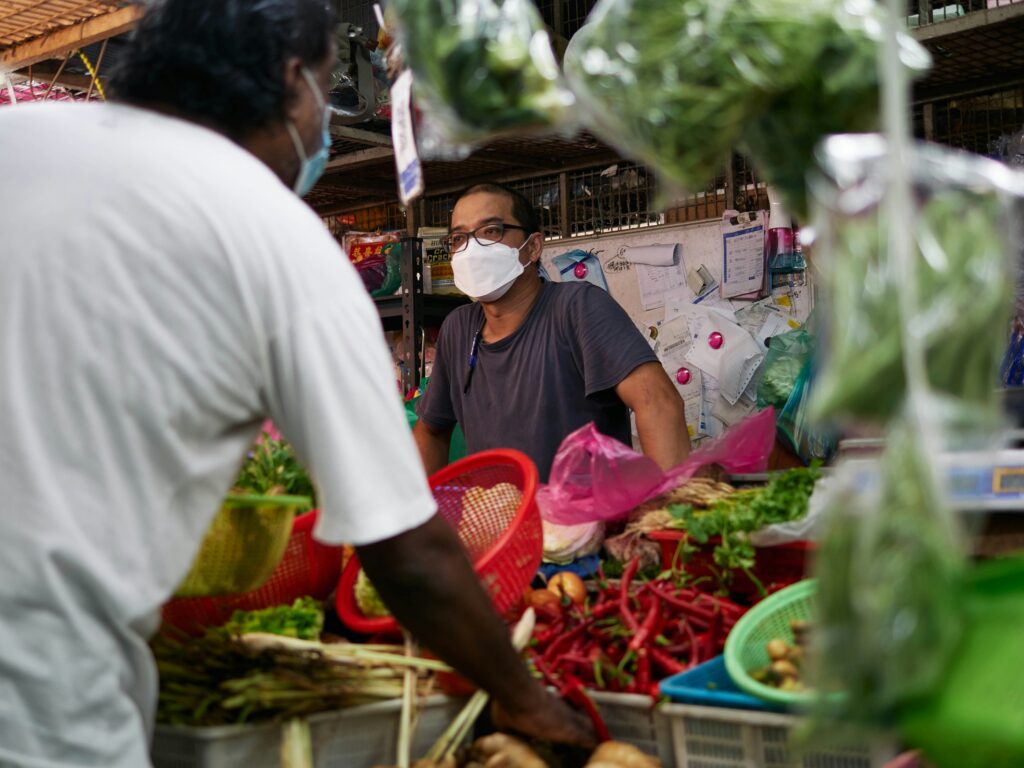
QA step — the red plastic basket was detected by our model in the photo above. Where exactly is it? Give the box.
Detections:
[337,449,542,635]
[648,530,813,599]
[161,509,347,634]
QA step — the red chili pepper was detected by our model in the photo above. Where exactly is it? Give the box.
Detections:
[628,595,662,653]
[705,608,724,659]
[619,558,641,632]
[682,620,700,667]
[534,617,565,647]
[634,649,651,693]
[560,675,612,742]
[650,647,686,676]
[542,620,594,665]
[589,601,622,620]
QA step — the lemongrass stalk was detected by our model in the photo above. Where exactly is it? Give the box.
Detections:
[280,719,313,768]
[397,632,417,768]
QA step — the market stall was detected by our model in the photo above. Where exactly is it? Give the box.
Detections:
[5,0,1024,766]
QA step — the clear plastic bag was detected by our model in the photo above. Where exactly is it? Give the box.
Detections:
[389,0,575,156]
[810,135,1023,432]
[563,0,929,219]
[807,135,1022,748]
[538,408,776,525]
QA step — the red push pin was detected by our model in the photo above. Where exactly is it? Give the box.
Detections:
[574,262,588,279]
[709,331,724,350]
[676,367,692,385]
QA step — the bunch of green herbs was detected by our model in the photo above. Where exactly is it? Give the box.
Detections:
[223,598,324,641]
[234,432,316,504]
[669,465,821,592]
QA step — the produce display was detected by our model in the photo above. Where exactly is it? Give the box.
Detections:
[564,0,929,219]
[626,467,820,592]
[750,619,810,692]
[525,559,747,697]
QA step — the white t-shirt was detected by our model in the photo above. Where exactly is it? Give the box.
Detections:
[0,103,436,767]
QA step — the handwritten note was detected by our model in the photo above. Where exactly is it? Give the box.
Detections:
[636,263,686,311]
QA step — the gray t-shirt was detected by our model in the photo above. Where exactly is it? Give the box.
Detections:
[418,281,658,481]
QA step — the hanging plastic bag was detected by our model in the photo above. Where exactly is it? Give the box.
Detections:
[756,327,814,410]
[563,0,929,218]
[389,0,575,156]
[810,135,1023,432]
[538,407,776,525]
[777,362,837,464]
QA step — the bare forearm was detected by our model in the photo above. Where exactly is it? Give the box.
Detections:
[412,420,452,476]
[635,397,691,470]
[357,515,544,715]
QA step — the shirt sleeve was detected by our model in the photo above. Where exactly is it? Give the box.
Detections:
[262,285,437,546]
[415,316,459,430]
[565,284,660,397]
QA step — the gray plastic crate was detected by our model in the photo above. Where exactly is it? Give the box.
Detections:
[589,691,674,766]
[151,694,463,768]
[661,703,888,768]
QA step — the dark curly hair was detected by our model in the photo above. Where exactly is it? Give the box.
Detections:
[109,0,335,141]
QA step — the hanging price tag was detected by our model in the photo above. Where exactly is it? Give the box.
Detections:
[390,70,423,205]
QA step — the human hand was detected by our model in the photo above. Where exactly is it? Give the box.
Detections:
[492,685,598,750]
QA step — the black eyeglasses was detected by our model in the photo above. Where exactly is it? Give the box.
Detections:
[442,222,527,254]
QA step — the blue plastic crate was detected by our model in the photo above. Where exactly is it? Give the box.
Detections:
[659,656,786,712]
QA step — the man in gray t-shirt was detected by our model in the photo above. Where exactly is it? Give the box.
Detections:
[415,184,691,481]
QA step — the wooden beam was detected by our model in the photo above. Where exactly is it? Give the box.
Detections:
[12,65,96,92]
[0,5,144,70]
[328,123,392,147]
[324,145,394,171]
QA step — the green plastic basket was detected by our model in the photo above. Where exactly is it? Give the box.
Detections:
[174,494,311,598]
[899,557,1024,768]
[724,579,816,707]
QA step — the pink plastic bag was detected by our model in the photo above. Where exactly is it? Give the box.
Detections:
[538,407,776,525]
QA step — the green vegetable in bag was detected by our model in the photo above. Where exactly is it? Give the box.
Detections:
[564,0,929,217]
[812,187,1013,426]
[811,425,964,732]
[391,0,574,149]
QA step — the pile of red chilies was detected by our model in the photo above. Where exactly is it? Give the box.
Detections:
[526,559,747,699]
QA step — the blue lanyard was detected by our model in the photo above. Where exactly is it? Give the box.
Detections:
[463,319,486,394]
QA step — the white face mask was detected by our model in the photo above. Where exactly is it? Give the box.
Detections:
[451,237,532,302]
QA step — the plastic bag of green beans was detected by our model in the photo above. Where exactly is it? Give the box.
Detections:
[809,134,1023,431]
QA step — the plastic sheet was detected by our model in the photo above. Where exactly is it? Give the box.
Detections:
[389,0,574,156]
[563,0,930,219]
[538,408,775,526]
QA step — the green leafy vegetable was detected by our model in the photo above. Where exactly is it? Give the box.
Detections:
[354,570,391,619]
[223,598,325,641]
[391,0,573,147]
[234,432,316,503]
[669,466,821,591]
[564,0,929,219]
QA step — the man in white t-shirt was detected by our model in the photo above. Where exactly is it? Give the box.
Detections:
[0,1,593,765]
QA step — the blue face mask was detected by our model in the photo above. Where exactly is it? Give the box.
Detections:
[286,67,331,197]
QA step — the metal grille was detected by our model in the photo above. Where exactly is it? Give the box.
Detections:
[423,193,457,229]
[336,0,380,40]
[323,202,406,235]
[730,154,770,214]
[924,87,1024,156]
[508,175,563,239]
[909,0,1024,27]
[559,0,596,38]
[567,162,661,237]
[662,170,729,225]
